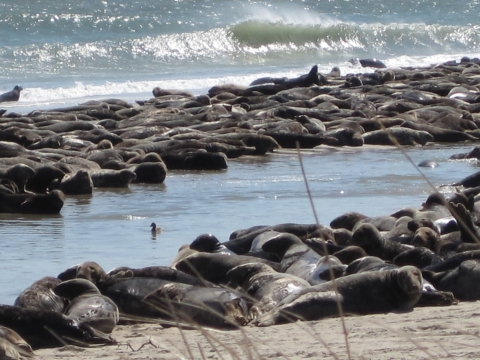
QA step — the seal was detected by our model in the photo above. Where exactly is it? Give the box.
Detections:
[244,230,288,261]
[96,276,184,320]
[332,246,368,265]
[106,265,211,287]
[189,233,236,255]
[449,146,480,160]
[422,250,480,301]
[306,255,347,285]
[353,215,397,232]
[90,169,136,188]
[362,127,434,146]
[448,202,480,243]
[174,252,282,285]
[224,223,319,255]
[417,160,438,168]
[255,265,423,326]
[14,276,65,313]
[57,261,108,285]
[0,190,65,215]
[422,258,480,300]
[54,278,119,334]
[169,244,198,268]
[261,233,322,283]
[152,87,194,98]
[249,65,324,88]
[261,234,346,285]
[143,282,248,328]
[130,161,167,184]
[393,247,442,269]
[350,223,413,261]
[0,325,34,359]
[411,227,442,252]
[330,212,368,231]
[0,164,36,193]
[0,305,115,349]
[349,58,387,68]
[24,165,65,194]
[49,169,94,195]
[0,86,23,103]
[346,256,456,307]
[226,262,311,321]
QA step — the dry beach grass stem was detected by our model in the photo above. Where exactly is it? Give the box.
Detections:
[296,143,352,360]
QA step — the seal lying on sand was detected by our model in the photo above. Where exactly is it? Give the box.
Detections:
[0,325,34,359]
[422,250,480,300]
[106,265,211,287]
[143,282,248,328]
[58,261,108,284]
[174,252,282,285]
[0,305,115,349]
[226,263,311,321]
[54,279,119,334]
[345,256,456,307]
[14,277,65,313]
[255,265,423,326]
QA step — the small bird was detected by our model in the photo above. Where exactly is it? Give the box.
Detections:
[150,222,162,235]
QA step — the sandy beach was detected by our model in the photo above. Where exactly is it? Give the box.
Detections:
[33,300,480,360]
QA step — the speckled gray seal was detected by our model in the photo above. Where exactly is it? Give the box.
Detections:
[174,252,282,285]
[0,305,115,349]
[226,262,311,321]
[54,278,119,333]
[14,276,65,313]
[143,282,248,328]
[0,324,34,359]
[256,265,423,326]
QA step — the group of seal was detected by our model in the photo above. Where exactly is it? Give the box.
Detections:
[4,57,480,353]
[1,57,480,213]
[4,180,480,352]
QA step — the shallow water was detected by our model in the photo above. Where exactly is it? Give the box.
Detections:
[1,143,478,305]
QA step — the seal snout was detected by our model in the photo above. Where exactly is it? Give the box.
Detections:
[397,265,423,295]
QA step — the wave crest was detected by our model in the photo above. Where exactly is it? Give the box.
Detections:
[229,20,480,56]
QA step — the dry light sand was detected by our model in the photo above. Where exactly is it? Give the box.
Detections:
[34,300,480,360]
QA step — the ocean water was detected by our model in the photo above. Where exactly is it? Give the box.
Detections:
[1,0,480,112]
[1,1,480,304]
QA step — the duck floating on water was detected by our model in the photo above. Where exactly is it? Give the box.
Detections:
[150,222,162,235]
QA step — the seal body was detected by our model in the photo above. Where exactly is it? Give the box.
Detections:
[0,305,115,349]
[226,263,311,320]
[0,86,23,103]
[144,283,248,328]
[256,266,423,326]
[0,325,34,359]
[54,279,119,334]
[14,277,65,313]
